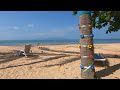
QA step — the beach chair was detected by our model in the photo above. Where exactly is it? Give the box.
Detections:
[94,53,107,66]
[19,44,33,57]
[94,53,106,61]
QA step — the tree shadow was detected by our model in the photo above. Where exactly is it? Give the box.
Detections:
[43,54,111,68]
[0,52,22,63]
[103,54,120,59]
[96,63,120,79]
[0,50,40,64]
[27,54,40,60]
[94,59,110,67]
[39,47,80,54]
[0,47,77,69]
[44,56,80,67]
[44,54,111,68]
[34,52,71,56]
[0,55,70,69]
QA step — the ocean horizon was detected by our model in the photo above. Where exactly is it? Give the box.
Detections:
[0,39,120,46]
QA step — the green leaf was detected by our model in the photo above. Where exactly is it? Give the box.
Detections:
[73,11,120,33]
[106,30,109,34]
[72,11,77,15]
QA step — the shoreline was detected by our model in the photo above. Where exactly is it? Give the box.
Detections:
[0,43,120,46]
[0,39,120,46]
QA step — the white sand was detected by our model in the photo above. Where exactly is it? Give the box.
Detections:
[0,44,120,79]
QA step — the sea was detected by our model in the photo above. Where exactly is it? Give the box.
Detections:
[0,39,120,46]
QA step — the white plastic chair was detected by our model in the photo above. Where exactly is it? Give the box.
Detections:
[19,44,33,57]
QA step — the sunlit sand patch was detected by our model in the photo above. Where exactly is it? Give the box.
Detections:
[0,44,120,79]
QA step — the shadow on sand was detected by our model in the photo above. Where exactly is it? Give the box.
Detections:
[103,54,120,59]
[96,63,120,79]
[44,56,80,67]
[0,54,70,69]
[0,52,22,63]
[39,47,80,54]
[0,48,120,79]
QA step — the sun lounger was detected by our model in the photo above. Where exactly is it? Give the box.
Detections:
[94,53,107,66]
[94,53,106,61]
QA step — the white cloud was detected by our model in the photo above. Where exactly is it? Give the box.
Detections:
[7,24,79,39]
[68,24,78,30]
[51,24,78,33]
[32,25,78,38]
[27,24,34,28]
[13,26,19,30]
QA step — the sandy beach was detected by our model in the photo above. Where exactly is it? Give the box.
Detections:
[0,43,120,79]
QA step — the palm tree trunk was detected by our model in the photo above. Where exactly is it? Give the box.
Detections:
[79,12,95,79]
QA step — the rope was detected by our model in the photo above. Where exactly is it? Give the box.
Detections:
[81,54,94,59]
[80,34,94,39]
[80,61,94,73]
[79,44,93,49]
[79,24,92,29]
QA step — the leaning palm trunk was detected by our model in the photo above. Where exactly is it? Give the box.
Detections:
[79,13,95,79]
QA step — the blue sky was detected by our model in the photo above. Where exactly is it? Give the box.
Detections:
[0,11,120,40]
